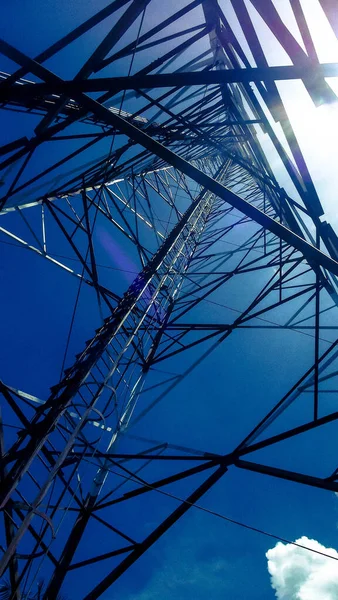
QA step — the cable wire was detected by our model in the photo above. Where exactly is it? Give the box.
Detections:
[83,456,338,562]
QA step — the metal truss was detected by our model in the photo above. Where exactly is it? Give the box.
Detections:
[1,0,338,598]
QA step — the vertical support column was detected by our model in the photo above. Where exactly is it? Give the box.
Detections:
[314,226,320,420]
[43,162,230,600]
[0,161,229,589]
[0,411,21,600]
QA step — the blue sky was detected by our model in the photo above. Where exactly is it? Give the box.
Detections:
[1,1,338,599]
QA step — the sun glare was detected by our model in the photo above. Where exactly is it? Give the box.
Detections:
[274,0,338,225]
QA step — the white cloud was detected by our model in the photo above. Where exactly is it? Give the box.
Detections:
[266,536,338,600]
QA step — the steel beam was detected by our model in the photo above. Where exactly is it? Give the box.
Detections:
[70,94,338,277]
[2,64,338,101]
[235,459,338,493]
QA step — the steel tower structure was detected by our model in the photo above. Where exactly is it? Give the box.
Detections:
[1,1,338,598]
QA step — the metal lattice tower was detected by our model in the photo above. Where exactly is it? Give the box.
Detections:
[1,1,338,598]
